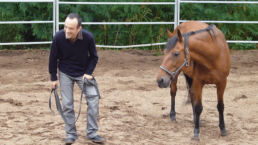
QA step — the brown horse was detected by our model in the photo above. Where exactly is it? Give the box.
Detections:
[156,21,230,141]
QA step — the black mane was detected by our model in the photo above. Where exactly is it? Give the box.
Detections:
[164,35,178,52]
[164,24,216,52]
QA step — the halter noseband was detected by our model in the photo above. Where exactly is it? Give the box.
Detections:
[160,24,215,83]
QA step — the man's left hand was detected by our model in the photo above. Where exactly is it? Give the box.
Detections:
[82,74,93,81]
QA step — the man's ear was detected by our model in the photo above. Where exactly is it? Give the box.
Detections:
[177,29,183,42]
[77,26,82,31]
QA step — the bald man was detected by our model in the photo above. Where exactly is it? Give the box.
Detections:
[49,13,105,144]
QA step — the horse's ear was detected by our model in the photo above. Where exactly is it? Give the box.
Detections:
[166,29,173,39]
[177,29,183,42]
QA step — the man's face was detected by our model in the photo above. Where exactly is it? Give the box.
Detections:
[64,17,82,40]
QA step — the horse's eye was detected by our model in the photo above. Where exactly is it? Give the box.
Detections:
[173,52,180,57]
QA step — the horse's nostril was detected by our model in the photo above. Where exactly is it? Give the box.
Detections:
[160,78,164,84]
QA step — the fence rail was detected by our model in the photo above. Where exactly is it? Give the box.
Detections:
[179,20,258,24]
[58,22,176,25]
[0,42,52,46]
[58,2,175,5]
[180,1,258,4]
[0,0,258,47]
[96,43,167,49]
[0,21,54,24]
[1,0,52,2]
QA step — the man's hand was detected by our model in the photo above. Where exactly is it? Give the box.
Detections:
[51,81,58,89]
[82,74,93,81]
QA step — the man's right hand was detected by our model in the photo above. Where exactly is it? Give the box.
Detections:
[51,81,58,89]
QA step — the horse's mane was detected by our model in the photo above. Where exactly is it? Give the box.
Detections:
[164,35,178,52]
[165,24,216,52]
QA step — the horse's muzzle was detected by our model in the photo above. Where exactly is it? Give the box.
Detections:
[156,76,170,88]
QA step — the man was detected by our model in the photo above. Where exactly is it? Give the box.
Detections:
[49,13,105,144]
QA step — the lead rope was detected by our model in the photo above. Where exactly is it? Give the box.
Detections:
[49,77,100,125]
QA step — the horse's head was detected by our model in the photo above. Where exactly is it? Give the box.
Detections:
[156,29,186,88]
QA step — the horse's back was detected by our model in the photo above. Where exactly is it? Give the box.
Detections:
[172,21,209,36]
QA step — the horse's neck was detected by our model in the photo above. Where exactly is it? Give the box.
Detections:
[188,36,218,69]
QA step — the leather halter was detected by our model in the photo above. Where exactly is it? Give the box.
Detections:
[160,24,215,83]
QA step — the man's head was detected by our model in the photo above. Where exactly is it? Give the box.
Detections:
[64,13,82,40]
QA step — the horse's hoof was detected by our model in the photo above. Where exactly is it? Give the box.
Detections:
[191,136,200,141]
[171,118,177,123]
[171,119,176,123]
[221,131,228,136]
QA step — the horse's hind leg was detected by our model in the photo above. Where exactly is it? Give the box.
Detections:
[183,73,201,125]
[216,79,228,136]
[191,79,204,141]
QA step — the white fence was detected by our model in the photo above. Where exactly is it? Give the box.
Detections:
[0,0,258,47]
[0,0,55,45]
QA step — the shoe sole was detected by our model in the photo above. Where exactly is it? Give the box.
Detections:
[86,138,106,143]
[92,140,106,143]
[65,141,74,145]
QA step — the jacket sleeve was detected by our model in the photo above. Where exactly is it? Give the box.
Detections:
[49,35,59,81]
[85,36,98,75]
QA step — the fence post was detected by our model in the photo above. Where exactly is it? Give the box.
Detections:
[53,0,55,36]
[56,0,59,33]
[174,0,178,30]
[178,0,180,27]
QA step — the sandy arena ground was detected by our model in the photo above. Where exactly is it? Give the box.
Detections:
[0,49,258,145]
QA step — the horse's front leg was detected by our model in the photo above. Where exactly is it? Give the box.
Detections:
[216,79,228,136]
[170,78,178,122]
[191,80,204,141]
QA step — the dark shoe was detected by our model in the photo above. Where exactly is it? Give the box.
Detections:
[86,135,106,143]
[65,138,75,145]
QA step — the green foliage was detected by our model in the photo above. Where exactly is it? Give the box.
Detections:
[180,0,258,50]
[0,2,53,49]
[0,0,258,50]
